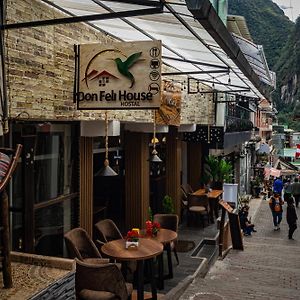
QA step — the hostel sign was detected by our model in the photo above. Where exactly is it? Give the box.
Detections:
[75,40,162,110]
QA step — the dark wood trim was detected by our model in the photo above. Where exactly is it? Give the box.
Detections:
[166,127,181,215]
[124,132,149,229]
[23,136,36,253]
[79,137,94,236]
[187,143,203,191]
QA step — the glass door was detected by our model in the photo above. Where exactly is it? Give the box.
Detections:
[10,122,79,257]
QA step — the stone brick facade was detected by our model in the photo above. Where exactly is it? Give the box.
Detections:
[5,0,214,125]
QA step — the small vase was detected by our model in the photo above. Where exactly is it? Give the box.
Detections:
[125,240,139,249]
[152,230,159,237]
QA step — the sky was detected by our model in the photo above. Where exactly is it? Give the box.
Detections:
[272,0,300,22]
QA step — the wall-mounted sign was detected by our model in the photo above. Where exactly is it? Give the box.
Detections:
[75,40,162,110]
[155,80,181,126]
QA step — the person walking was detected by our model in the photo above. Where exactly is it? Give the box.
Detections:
[269,192,284,231]
[273,176,283,195]
[286,194,298,240]
[291,178,300,208]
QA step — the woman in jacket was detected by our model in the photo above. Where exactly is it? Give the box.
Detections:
[269,192,284,231]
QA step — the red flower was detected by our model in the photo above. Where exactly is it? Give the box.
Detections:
[145,220,160,236]
[126,230,139,241]
[153,222,161,229]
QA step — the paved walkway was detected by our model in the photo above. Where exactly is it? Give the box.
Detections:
[179,197,300,300]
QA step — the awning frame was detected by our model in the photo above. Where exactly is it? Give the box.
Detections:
[0,0,164,30]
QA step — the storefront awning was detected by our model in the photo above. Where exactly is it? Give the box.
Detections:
[35,0,271,99]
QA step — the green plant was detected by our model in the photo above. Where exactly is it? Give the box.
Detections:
[203,155,233,185]
[162,195,174,214]
[219,159,233,183]
[203,155,220,183]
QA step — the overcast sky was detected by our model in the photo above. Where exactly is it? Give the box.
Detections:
[272,0,300,22]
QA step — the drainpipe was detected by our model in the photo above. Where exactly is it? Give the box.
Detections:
[0,0,8,137]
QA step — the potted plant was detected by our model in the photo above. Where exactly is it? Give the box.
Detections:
[145,220,161,237]
[204,155,233,188]
[125,229,140,249]
[162,195,175,214]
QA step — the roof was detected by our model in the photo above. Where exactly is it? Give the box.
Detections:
[231,34,275,87]
[227,15,253,42]
[14,0,274,99]
[276,156,299,171]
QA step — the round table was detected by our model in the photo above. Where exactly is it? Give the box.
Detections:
[151,228,177,244]
[102,238,163,300]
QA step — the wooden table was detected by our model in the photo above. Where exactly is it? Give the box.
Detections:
[192,189,223,222]
[146,229,178,289]
[101,238,163,300]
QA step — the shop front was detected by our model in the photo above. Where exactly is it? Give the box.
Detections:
[1,0,273,258]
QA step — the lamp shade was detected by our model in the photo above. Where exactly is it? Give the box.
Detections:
[148,149,162,163]
[95,159,118,176]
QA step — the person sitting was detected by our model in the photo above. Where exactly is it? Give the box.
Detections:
[239,206,256,236]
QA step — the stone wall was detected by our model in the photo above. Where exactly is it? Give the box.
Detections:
[5,0,214,125]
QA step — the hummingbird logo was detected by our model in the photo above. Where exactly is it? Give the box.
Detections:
[114,52,142,88]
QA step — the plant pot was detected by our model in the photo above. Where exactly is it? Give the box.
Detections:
[125,241,139,249]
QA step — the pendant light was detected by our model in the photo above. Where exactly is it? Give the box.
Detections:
[149,110,162,163]
[95,111,118,176]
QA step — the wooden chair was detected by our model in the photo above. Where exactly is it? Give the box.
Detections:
[64,228,109,265]
[75,259,133,300]
[180,187,189,222]
[94,219,123,243]
[153,214,179,265]
[0,144,23,288]
[94,219,136,278]
[181,183,194,196]
[187,194,210,227]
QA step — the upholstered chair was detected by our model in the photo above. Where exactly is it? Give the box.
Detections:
[75,259,133,300]
[153,213,179,267]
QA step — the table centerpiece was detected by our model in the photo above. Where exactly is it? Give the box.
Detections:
[145,220,161,237]
[125,229,140,249]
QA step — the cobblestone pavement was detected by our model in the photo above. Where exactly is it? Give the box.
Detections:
[179,197,300,300]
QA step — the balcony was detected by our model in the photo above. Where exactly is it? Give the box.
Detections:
[225,116,253,133]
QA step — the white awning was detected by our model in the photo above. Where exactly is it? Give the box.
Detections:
[45,0,270,98]
[232,33,275,87]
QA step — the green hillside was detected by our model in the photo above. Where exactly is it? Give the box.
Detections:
[228,0,293,69]
[228,0,300,130]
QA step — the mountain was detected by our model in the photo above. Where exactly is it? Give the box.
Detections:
[228,0,300,130]
[228,0,293,69]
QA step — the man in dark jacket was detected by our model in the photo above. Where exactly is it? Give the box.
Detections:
[291,178,300,208]
[286,194,298,240]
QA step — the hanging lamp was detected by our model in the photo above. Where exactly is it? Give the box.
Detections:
[149,110,162,163]
[95,111,118,176]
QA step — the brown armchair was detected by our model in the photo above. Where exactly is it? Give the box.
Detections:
[94,219,136,277]
[153,213,179,266]
[187,194,210,227]
[75,259,133,300]
[64,228,109,264]
[181,184,194,196]
[94,219,123,243]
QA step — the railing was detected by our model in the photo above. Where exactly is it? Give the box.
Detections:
[225,116,253,132]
